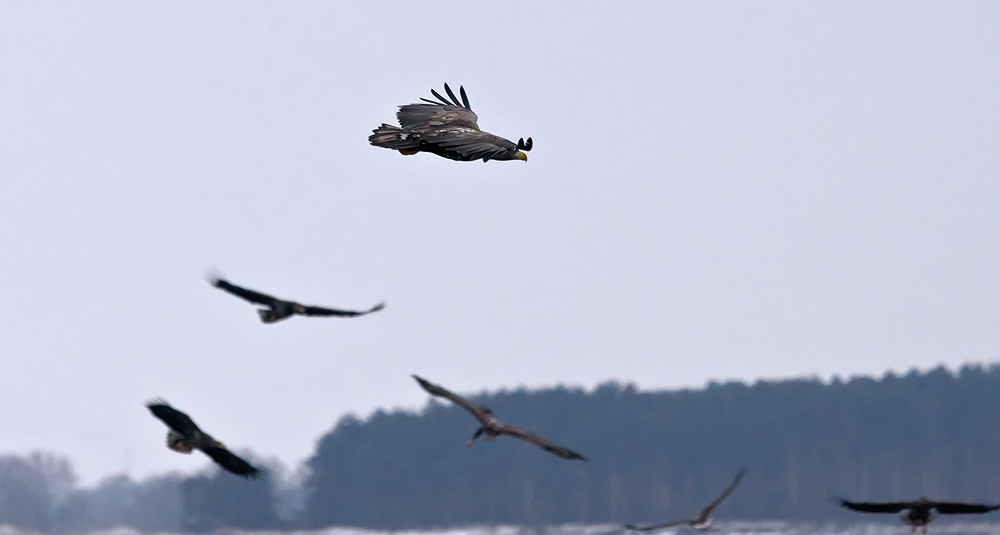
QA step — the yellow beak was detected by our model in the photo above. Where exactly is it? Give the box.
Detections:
[514,151,527,161]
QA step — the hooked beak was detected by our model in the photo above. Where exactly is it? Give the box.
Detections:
[514,151,527,162]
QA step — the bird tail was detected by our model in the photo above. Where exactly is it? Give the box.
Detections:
[369,124,421,150]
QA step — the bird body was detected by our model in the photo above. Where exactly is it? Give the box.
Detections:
[209,275,385,324]
[147,400,262,479]
[840,497,1000,533]
[626,469,746,532]
[412,374,587,461]
[371,83,532,162]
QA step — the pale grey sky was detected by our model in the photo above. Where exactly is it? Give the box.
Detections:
[2,2,999,484]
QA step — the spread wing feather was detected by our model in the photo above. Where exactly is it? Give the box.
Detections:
[840,500,913,513]
[625,520,690,531]
[698,468,746,518]
[211,277,278,306]
[412,375,493,426]
[201,446,263,479]
[933,502,1000,514]
[499,425,588,461]
[147,400,200,436]
[301,302,386,317]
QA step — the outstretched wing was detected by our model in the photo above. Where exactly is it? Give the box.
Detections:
[427,131,521,162]
[840,500,913,513]
[625,520,690,532]
[210,277,279,307]
[499,424,588,461]
[201,446,263,479]
[401,83,479,131]
[412,375,493,426]
[698,468,746,518]
[147,399,200,436]
[933,502,1000,514]
[300,301,386,317]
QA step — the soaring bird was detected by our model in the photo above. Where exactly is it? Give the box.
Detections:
[370,83,532,162]
[412,375,586,461]
[626,468,746,532]
[839,497,1000,533]
[209,275,385,324]
[147,399,262,479]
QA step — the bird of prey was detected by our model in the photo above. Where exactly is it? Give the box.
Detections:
[147,399,262,479]
[412,374,586,461]
[839,497,1000,533]
[370,83,532,162]
[626,468,746,532]
[209,275,385,324]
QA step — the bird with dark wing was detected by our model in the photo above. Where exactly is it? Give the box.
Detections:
[370,83,532,162]
[839,497,1000,533]
[146,399,262,479]
[627,468,746,532]
[412,374,586,461]
[209,274,385,324]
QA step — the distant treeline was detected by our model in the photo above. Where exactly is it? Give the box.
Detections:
[4,365,1000,532]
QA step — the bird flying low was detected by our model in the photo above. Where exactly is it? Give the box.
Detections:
[412,374,587,461]
[146,399,262,479]
[839,497,1000,533]
[626,468,746,532]
[370,83,532,162]
[209,275,385,324]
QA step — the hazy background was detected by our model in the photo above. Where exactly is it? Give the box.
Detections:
[2,2,999,485]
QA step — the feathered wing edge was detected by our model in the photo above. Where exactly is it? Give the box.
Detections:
[698,467,746,518]
[301,301,386,317]
[201,446,263,479]
[500,425,588,461]
[840,500,913,514]
[147,399,200,436]
[412,375,494,426]
[209,276,280,307]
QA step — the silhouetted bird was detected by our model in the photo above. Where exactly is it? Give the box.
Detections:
[210,275,385,324]
[627,468,745,531]
[147,399,262,479]
[412,374,586,461]
[370,83,532,162]
[839,497,1000,533]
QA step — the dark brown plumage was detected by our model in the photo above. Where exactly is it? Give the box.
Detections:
[412,374,586,461]
[626,469,745,531]
[840,497,1000,533]
[370,83,532,162]
[209,275,385,324]
[146,399,262,479]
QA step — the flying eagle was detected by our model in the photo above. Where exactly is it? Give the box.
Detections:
[839,497,1000,533]
[147,399,262,479]
[210,275,385,324]
[626,468,746,532]
[370,83,532,162]
[412,374,586,461]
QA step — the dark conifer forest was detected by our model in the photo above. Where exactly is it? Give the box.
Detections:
[3,364,1000,531]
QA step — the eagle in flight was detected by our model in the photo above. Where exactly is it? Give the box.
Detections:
[370,83,532,162]
[147,399,262,479]
[627,468,746,531]
[839,497,1000,533]
[210,275,385,324]
[412,374,586,461]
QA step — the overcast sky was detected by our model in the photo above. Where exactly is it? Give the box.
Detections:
[2,2,999,485]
